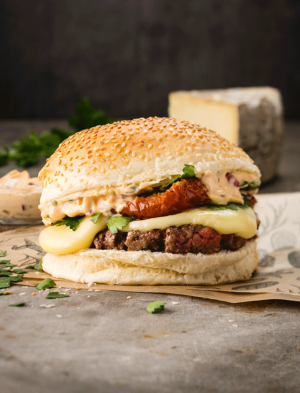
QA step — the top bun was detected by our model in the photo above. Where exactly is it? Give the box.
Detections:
[39,117,260,204]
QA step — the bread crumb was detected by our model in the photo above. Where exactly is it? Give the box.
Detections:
[95,290,102,292]
[126,296,131,299]
[172,301,180,305]
[228,320,234,322]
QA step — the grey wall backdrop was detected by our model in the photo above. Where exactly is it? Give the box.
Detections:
[0,0,299,120]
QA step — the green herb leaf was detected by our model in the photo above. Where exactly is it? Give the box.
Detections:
[163,164,196,189]
[51,201,57,206]
[9,302,25,307]
[0,291,9,295]
[35,258,43,271]
[146,301,166,314]
[6,263,16,268]
[0,146,9,167]
[46,292,70,299]
[25,265,35,269]
[0,271,13,276]
[7,275,24,282]
[107,216,133,234]
[36,278,56,290]
[13,269,27,274]
[0,260,9,264]
[69,97,113,131]
[239,181,260,191]
[51,215,85,231]
[0,251,7,257]
[208,196,251,211]
[0,280,10,289]
[90,213,102,224]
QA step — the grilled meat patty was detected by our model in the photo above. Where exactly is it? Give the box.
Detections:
[93,225,251,255]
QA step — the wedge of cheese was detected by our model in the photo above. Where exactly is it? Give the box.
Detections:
[168,87,284,183]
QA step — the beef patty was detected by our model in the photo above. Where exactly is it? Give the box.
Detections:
[93,225,251,255]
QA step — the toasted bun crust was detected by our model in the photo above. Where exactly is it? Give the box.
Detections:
[39,117,260,204]
[42,240,258,286]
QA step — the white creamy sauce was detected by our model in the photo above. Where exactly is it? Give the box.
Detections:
[0,170,42,221]
[40,170,259,225]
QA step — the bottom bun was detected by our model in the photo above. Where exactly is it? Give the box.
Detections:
[42,240,258,286]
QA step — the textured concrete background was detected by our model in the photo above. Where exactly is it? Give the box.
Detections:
[0,0,299,120]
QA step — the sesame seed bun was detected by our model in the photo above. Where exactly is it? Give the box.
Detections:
[38,117,260,204]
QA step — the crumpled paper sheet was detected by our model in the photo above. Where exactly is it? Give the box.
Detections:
[1,192,300,304]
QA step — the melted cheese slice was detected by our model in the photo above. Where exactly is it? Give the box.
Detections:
[122,207,257,239]
[39,215,108,255]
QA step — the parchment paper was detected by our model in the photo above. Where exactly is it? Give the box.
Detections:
[1,192,300,303]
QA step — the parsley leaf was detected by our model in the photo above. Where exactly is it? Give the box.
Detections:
[51,215,85,231]
[107,216,133,234]
[0,251,7,257]
[146,301,166,314]
[0,291,9,295]
[208,196,251,211]
[69,97,113,131]
[239,181,260,191]
[0,280,10,289]
[46,292,70,299]
[35,258,43,271]
[36,278,56,290]
[13,269,28,275]
[0,271,13,276]
[0,146,9,166]
[163,164,196,189]
[9,302,25,307]
[90,213,102,224]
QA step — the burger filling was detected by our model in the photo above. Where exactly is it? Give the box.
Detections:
[39,166,260,256]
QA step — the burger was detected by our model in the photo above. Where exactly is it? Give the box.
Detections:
[38,117,260,285]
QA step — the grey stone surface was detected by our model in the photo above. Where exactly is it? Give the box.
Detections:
[1,288,300,393]
[0,121,300,392]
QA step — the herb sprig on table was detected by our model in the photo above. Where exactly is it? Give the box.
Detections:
[0,98,114,168]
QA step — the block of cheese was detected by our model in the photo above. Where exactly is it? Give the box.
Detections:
[168,87,284,183]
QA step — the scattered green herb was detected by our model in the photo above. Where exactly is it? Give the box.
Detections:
[0,260,9,264]
[6,263,16,268]
[0,271,13,276]
[35,259,43,272]
[9,302,25,307]
[0,146,9,166]
[51,201,57,206]
[0,98,114,168]
[7,275,24,282]
[69,97,113,131]
[51,215,85,232]
[0,280,10,289]
[0,291,9,295]
[0,251,7,257]
[36,278,56,290]
[146,301,166,314]
[13,269,27,275]
[163,164,196,189]
[90,213,102,224]
[107,216,133,234]
[46,292,69,299]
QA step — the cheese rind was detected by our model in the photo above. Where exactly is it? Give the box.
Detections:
[168,87,284,183]
[39,215,108,255]
[122,207,257,239]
